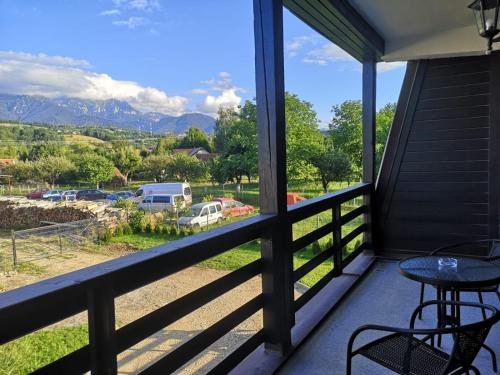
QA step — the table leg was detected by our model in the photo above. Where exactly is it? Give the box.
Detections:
[437,286,443,347]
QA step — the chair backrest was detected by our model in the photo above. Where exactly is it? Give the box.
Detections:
[488,240,500,257]
[449,304,499,369]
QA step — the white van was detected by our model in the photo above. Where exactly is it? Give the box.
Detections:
[138,194,186,213]
[178,201,223,229]
[134,183,192,204]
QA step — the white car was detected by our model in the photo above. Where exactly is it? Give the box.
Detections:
[139,194,186,213]
[62,190,77,201]
[42,190,64,199]
[178,201,223,229]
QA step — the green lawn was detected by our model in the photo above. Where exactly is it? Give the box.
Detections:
[0,325,88,374]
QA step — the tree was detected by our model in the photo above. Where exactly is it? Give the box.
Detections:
[154,135,177,155]
[376,102,396,169]
[214,107,239,153]
[77,155,114,188]
[285,93,324,182]
[35,156,76,187]
[166,153,207,182]
[311,149,352,193]
[27,143,65,161]
[139,154,172,182]
[3,160,35,183]
[208,157,230,186]
[329,100,362,180]
[110,140,141,181]
[176,127,212,151]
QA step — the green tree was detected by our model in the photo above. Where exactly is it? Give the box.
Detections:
[27,143,65,161]
[311,149,352,193]
[77,155,114,188]
[2,160,36,183]
[35,156,76,187]
[176,127,212,151]
[166,153,207,182]
[139,154,172,182]
[376,102,396,169]
[214,107,239,153]
[110,140,141,182]
[285,93,324,182]
[208,157,230,185]
[329,100,362,180]
[154,135,177,155]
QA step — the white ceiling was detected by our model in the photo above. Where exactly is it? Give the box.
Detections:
[348,0,493,61]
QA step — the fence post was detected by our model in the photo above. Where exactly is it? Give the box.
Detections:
[11,230,16,268]
[87,286,117,374]
[58,227,63,254]
[333,204,342,276]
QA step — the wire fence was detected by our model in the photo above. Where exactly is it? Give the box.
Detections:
[5,219,99,270]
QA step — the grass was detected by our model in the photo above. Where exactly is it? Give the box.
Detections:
[16,262,47,276]
[0,325,88,374]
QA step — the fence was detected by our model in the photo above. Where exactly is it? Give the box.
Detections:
[8,219,99,268]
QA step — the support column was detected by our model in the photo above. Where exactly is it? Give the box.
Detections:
[254,0,293,354]
[362,61,377,251]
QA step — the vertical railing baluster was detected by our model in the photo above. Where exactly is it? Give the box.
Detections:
[333,204,343,275]
[87,286,117,374]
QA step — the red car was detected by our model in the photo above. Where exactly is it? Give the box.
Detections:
[214,198,254,218]
[287,192,306,205]
[26,188,49,199]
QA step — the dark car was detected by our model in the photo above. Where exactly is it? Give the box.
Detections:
[76,189,108,201]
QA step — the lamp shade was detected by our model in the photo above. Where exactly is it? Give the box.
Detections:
[469,0,500,38]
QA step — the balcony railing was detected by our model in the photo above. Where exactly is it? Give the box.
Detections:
[0,183,371,374]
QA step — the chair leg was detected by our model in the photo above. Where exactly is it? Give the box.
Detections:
[419,283,425,320]
[481,342,498,373]
[477,292,487,320]
[496,290,500,302]
[346,352,352,375]
[469,365,481,375]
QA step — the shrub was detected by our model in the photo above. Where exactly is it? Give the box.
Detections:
[326,238,333,250]
[202,194,215,202]
[114,225,124,237]
[102,228,113,243]
[145,223,153,234]
[162,225,170,235]
[154,224,163,234]
[311,241,321,255]
[169,226,178,236]
[188,227,195,236]
[179,228,187,237]
[122,223,133,235]
[129,210,145,233]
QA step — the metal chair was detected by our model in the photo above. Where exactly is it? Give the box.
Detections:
[419,239,500,321]
[347,300,499,375]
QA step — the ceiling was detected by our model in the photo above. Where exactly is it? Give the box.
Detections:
[348,0,492,61]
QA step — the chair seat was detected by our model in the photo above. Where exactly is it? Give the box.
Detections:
[356,333,459,375]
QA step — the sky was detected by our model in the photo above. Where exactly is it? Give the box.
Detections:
[0,0,406,127]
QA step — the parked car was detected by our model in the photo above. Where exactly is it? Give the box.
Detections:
[26,188,49,199]
[48,190,77,202]
[287,192,306,205]
[107,191,134,201]
[178,201,223,229]
[213,197,254,218]
[134,183,192,204]
[76,189,108,201]
[139,194,185,213]
[42,190,64,199]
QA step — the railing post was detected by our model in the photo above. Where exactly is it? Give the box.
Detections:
[254,0,293,354]
[333,205,343,275]
[11,230,16,268]
[87,286,117,374]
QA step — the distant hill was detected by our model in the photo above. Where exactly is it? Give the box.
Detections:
[0,94,216,134]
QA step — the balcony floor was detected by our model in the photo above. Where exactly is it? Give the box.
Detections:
[279,259,500,375]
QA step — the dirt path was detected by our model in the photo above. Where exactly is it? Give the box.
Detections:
[0,245,301,374]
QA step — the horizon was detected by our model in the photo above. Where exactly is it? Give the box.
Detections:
[0,0,406,127]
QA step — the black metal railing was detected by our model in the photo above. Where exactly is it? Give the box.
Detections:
[0,183,371,374]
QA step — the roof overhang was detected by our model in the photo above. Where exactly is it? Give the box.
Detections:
[348,0,491,61]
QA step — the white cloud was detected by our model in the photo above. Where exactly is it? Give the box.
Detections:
[378,61,406,73]
[99,9,121,16]
[191,88,208,95]
[197,72,242,115]
[303,43,354,65]
[0,51,187,116]
[112,16,147,29]
[112,0,160,11]
[285,35,320,58]
[0,51,90,68]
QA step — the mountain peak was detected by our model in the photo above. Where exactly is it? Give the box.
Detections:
[0,94,215,134]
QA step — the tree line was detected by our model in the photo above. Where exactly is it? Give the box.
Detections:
[0,93,395,192]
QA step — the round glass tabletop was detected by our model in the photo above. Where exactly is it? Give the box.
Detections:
[398,255,500,288]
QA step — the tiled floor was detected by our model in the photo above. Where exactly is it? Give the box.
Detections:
[279,260,500,375]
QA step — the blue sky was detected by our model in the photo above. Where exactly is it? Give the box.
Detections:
[0,0,405,126]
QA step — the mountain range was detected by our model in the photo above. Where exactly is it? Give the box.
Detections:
[0,94,216,134]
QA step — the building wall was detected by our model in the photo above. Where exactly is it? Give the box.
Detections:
[376,53,500,257]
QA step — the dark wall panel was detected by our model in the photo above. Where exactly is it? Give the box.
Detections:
[376,54,500,257]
